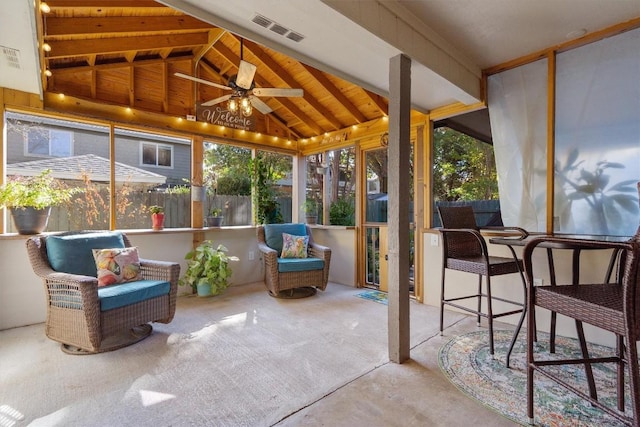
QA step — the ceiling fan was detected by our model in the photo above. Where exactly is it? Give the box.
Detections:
[175,39,303,116]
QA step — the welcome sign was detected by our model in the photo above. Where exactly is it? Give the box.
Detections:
[196,105,256,131]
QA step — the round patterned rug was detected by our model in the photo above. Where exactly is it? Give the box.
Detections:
[438,329,630,426]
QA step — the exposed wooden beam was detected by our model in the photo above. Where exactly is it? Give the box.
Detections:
[243,40,344,131]
[48,1,162,8]
[362,89,388,116]
[49,55,189,74]
[301,63,368,124]
[46,32,209,58]
[45,16,213,36]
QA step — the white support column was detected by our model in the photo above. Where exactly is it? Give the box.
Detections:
[388,53,412,363]
[293,154,306,223]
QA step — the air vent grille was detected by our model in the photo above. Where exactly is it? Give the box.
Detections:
[250,14,305,43]
[251,14,272,28]
[270,24,288,36]
[1,46,21,69]
[286,32,304,43]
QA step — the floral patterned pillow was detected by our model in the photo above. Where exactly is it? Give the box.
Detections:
[92,247,143,287]
[280,233,309,259]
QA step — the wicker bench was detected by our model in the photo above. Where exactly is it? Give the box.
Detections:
[26,231,180,354]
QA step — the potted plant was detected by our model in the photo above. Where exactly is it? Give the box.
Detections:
[0,170,78,234]
[302,199,318,224]
[179,241,239,297]
[206,207,224,227]
[149,205,165,230]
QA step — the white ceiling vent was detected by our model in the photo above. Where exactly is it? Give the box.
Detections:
[251,14,272,29]
[1,46,21,70]
[250,14,305,43]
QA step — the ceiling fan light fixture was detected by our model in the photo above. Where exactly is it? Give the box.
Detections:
[228,97,238,113]
[242,102,253,117]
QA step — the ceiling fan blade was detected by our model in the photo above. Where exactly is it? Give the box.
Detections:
[236,60,257,90]
[174,72,231,91]
[249,96,272,114]
[201,94,232,107]
[252,87,304,98]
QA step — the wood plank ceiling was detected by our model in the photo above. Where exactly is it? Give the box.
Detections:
[40,0,390,144]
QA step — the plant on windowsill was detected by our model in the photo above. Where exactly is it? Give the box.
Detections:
[207,207,224,227]
[179,241,239,297]
[302,199,318,225]
[148,205,165,230]
[0,169,79,234]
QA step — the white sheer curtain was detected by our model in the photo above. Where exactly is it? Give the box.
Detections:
[487,59,548,231]
[555,28,640,236]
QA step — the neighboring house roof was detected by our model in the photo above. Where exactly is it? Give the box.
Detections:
[7,154,167,185]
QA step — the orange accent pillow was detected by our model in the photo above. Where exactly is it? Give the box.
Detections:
[92,247,143,287]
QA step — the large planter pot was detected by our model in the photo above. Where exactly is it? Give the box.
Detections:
[206,216,223,227]
[10,206,51,235]
[196,282,212,297]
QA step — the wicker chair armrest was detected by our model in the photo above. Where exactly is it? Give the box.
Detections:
[44,272,100,310]
[479,226,529,239]
[309,243,331,259]
[257,242,278,256]
[139,259,180,281]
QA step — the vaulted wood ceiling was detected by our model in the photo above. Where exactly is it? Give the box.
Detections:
[40,0,390,143]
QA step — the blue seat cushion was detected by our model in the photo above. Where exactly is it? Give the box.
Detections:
[264,223,307,253]
[46,232,125,277]
[278,257,324,273]
[98,280,170,311]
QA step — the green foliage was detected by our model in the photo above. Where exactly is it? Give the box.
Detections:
[0,170,79,209]
[179,242,239,295]
[329,198,355,226]
[216,175,251,195]
[302,199,318,214]
[148,205,164,214]
[249,153,284,224]
[433,128,498,201]
[210,208,223,217]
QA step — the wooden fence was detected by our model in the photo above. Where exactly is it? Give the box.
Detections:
[8,192,293,232]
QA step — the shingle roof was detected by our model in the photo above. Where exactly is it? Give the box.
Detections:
[7,154,166,185]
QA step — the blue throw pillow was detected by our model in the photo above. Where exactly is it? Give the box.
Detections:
[46,232,125,277]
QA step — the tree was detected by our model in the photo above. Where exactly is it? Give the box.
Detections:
[433,127,498,201]
[203,144,251,195]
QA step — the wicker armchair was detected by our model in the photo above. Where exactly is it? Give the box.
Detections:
[26,231,180,354]
[257,224,331,297]
[437,205,528,367]
[523,188,640,426]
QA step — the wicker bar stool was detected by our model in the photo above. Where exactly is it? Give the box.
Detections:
[437,205,528,367]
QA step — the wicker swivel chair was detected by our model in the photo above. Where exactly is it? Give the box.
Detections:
[437,205,528,367]
[523,187,640,426]
[257,224,331,297]
[26,231,180,354]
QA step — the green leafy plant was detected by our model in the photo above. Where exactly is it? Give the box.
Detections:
[329,198,355,226]
[302,199,318,215]
[210,208,223,217]
[0,170,79,209]
[179,241,239,295]
[249,154,283,224]
[148,205,164,214]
